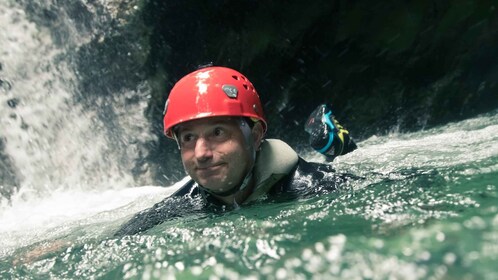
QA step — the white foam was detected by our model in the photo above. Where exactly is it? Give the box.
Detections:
[0,178,187,256]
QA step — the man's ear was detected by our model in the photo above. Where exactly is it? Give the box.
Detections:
[251,122,265,150]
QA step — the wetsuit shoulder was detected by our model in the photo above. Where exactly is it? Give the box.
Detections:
[268,157,356,199]
[114,179,202,236]
[170,179,200,197]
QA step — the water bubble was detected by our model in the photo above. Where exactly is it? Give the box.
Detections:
[174,261,184,271]
[191,266,202,276]
[417,251,431,261]
[443,252,456,265]
[373,239,384,249]
[403,247,413,256]
[285,257,302,269]
[463,216,486,230]
[302,248,313,259]
[276,268,287,279]
[154,248,162,259]
[314,242,325,253]
[436,232,445,242]
[204,256,217,266]
[123,262,132,272]
[434,265,448,279]
[328,234,346,245]
[305,255,323,273]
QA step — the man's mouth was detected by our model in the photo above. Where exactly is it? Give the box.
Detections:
[196,163,225,172]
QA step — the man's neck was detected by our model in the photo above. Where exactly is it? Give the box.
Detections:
[211,177,256,206]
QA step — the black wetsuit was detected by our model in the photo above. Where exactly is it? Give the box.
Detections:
[114,158,356,236]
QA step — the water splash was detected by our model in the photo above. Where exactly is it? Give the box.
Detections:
[0,0,154,204]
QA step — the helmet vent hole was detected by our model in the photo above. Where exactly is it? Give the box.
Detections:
[241,76,247,81]
[243,84,249,90]
[232,75,239,80]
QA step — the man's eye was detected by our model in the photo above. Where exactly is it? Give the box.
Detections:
[182,134,194,142]
[214,127,224,137]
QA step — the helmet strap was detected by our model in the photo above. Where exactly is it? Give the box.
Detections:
[236,118,257,194]
[238,118,257,162]
[172,128,181,150]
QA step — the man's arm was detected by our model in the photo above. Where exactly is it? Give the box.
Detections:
[114,180,204,236]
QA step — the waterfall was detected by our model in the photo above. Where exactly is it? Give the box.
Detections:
[0,0,155,203]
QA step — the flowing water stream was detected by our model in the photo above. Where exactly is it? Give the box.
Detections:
[1,1,498,279]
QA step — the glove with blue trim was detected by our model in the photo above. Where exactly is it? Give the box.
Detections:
[305,104,357,161]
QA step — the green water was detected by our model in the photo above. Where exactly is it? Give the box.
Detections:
[1,111,498,279]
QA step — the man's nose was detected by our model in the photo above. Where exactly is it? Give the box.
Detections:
[194,137,213,161]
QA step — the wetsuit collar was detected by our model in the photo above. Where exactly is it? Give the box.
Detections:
[245,139,299,202]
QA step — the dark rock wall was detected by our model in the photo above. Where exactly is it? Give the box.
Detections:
[142,0,498,142]
[4,0,498,188]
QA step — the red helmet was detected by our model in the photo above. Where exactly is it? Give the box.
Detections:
[163,66,267,138]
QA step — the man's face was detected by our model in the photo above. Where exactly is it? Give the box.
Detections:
[175,117,259,193]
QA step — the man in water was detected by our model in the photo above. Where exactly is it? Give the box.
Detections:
[116,66,357,236]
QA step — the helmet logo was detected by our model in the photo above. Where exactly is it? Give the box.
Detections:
[222,84,238,98]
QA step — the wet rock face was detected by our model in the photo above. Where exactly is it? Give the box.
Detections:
[0,138,19,199]
[6,98,18,108]
[0,61,13,93]
[21,0,497,139]
[0,61,17,197]
[52,0,498,183]
[141,1,498,140]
